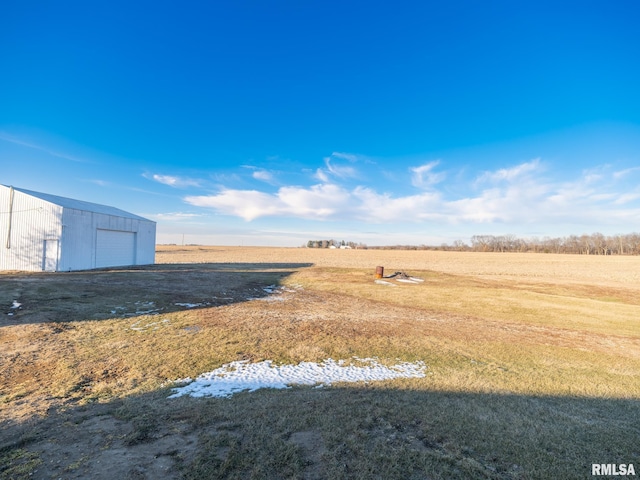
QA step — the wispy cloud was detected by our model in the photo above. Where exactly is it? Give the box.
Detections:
[145,173,201,188]
[330,152,360,163]
[410,161,445,188]
[252,170,275,183]
[0,131,93,163]
[149,212,206,222]
[314,168,330,182]
[314,152,361,182]
[476,158,541,184]
[613,192,640,205]
[613,166,640,180]
[325,159,357,179]
[88,179,110,187]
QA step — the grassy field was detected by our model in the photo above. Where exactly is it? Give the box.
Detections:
[1,246,639,479]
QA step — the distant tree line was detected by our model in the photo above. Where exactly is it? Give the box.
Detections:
[305,239,368,249]
[466,233,640,255]
[368,232,640,255]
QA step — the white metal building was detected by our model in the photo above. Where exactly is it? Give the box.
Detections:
[1,185,156,272]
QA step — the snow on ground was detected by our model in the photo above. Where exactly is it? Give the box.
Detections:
[247,284,302,302]
[7,300,22,315]
[108,284,299,318]
[111,301,163,316]
[168,357,426,398]
[374,273,425,286]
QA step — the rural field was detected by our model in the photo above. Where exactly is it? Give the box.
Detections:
[1,246,639,479]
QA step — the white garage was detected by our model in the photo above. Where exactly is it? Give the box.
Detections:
[1,185,156,272]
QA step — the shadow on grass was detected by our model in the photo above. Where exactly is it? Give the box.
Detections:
[0,262,313,325]
[1,384,639,480]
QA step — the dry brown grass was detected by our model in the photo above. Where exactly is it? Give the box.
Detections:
[1,246,639,479]
[156,245,640,288]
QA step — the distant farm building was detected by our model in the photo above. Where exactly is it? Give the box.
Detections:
[1,185,156,272]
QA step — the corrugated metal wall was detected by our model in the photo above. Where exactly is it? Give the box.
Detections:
[60,208,156,270]
[59,208,95,270]
[1,185,156,271]
[136,221,156,265]
[0,186,63,271]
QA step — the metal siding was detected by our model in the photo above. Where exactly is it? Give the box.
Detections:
[1,185,156,271]
[0,186,62,271]
[136,221,156,265]
[59,208,97,271]
[61,210,155,269]
[91,213,155,267]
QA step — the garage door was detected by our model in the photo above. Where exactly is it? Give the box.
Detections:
[95,230,136,268]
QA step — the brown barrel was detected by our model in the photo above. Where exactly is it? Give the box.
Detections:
[375,266,384,279]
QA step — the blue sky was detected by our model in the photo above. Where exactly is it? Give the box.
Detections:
[2,1,639,246]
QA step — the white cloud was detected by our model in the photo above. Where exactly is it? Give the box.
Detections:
[325,161,356,179]
[146,173,201,188]
[185,184,351,221]
[613,166,640,180]
[314,152,361,182]
[150,212,205,222]
[252,170,275,183]
[278,184,350,218]
[185,184,447,223]
[185,190,283,221]
[330,152,360,163]
[410,161,445,188]
[314,168,330,182]
[613,192,640,205]
[182,159,640,232]
[476,158,541,184]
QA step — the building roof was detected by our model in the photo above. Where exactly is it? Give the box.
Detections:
[6,185,154,222]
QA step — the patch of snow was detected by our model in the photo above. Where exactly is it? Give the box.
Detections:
[7,301,22,316]
[168,357,426,398]
[111,302,163,316]
[134,301,162,315]
[175,302,205,308]
[248,284,296,301]
[254,295,286,302]
[396,278,420,284]
[374,280,396,286]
